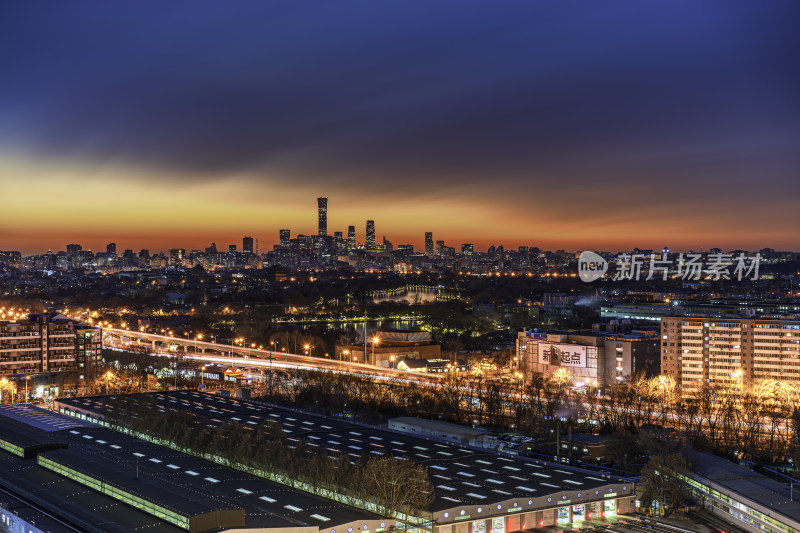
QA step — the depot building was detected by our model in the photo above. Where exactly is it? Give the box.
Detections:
[57,391,638,532]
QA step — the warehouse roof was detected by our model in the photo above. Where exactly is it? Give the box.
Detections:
[58,392,631,513]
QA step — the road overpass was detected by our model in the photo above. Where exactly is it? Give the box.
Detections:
[102,327,444,383]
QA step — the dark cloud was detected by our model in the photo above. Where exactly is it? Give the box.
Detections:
[0,0,798,198]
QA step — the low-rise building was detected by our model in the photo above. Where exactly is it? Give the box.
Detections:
[516,329,660,388]
[389,417,493,448]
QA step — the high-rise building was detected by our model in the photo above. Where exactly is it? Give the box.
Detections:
[425,232,433,257]
[0,313,101,379]
[347,226,356,249]
[242,236,254,254]
[436,240,445,255]
[279,229,290,246]
[662,317,800,396]
[106,242,117,258]
[317,197,328,237]
[461,243,474,255]
[66,244,82,255]
[366,220,375,251]
[168,248,185,266]
[334,231,343,240]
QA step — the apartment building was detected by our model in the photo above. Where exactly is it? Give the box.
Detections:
[0,313,101,378]
[661,316,800,394]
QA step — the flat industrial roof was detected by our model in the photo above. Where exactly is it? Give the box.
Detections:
[1,405,389,532]
[0,449,184,533]
[59,392,630,513]
[689,451,800,523]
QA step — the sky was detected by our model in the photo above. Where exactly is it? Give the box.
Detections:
[1,1,798,254]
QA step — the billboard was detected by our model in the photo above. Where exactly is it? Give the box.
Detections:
[538,343,587,368]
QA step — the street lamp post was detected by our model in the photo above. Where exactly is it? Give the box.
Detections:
[25,376,30,403]
[200,365,205,390]
[371,336,380,366]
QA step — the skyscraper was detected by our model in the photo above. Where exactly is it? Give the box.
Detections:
[279,229,290,246]
[424,232,433,256]
[461,243,474,255]
[347,226,356,249]
[366,220,375,251]
[243,236,254,254]
[106,242,116,257]
[318,197,328,237]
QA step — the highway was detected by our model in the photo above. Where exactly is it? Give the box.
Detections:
[102,327,446,384]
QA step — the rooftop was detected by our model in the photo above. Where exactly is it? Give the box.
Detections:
[58,391,633,514]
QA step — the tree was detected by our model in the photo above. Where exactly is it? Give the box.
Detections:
[360,456,434,517]
[638,453,691,517]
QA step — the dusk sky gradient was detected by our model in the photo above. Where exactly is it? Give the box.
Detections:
[1,1,798,254]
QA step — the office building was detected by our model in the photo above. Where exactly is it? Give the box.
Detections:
[461,244,474,256]
[366,220,375,251]
[279,229,290,246]
[106,242,116,258]
[661,317,800,395]
[347,225,356,249]
[318,197,328,236]
[425,232,434,256]
[517,330,660,388]
[168,248,185,266]
[0,313,101,379]
[242,236,254,254]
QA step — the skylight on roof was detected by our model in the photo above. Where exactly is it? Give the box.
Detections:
[466,492,487,499]
[205,477,220,483]
[259,496,277,503]
[516,485,537,492]
[285,505,302,512]
[185,470,199,476]
[438,485,457,491]
[236,488,253,495]
[311,514,331,522]
[457,471,475,477]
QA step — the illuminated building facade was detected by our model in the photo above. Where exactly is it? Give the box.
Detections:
[317,197,328,236]
[661,316,800,395]
[366,220,376,251]
[425,232,434,256]
[517,330,659,388]
[0,314,101,378]
[242,236,254,254]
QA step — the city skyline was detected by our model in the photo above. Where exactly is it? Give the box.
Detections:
[1,2,799,253]
[3,193,797,257]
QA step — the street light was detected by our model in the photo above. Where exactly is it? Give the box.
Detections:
[390,354,396,369]
[200,365,206,389]
[371,336,380,365]
[25,375,30,403]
